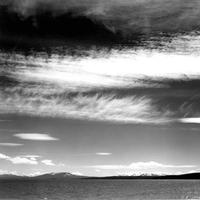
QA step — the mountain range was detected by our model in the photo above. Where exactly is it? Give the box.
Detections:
[1,172,200,180]
[0,172,86,179]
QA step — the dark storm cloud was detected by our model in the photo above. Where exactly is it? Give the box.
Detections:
[1,0,200,34]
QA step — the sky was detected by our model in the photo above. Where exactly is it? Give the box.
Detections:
[2,0,200,34]
[1,0,200,177]
[1,44,200,177]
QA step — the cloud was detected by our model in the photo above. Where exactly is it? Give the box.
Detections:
[14,133,59,141]
[188,170,199,174]
[3,0,200,34]
[116,171,184,176]
[20,155,42,158]
[0,170,8,175]
[179,118,200,124]
[72,172,83,176]
[10,157,37,165]
[89,161,196,170]
[27,171,44,177]
[2,50,200,124]
[96,153,112,156]
[20,155,42,161]
[58,163,65,167]
[0,170,18,175]
[41,160,65,166]
[129,161,174,169]
[41,159,55,166]
[0,143,24,146]
[0,153,38,165]
[1,89,173,124]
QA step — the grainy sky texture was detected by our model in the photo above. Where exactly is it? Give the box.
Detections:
[2,0,200,34]
[1,0,200,177]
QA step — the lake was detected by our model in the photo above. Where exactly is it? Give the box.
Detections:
[0,179,200,199]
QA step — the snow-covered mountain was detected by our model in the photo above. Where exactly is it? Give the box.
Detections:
[0,172,86,179]
[33,172,86,179]
[2,172,200,179]
[119,172,168,177]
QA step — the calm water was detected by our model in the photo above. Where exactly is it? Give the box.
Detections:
[0,179,200,199]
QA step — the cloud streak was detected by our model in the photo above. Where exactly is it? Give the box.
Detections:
[0,143,24,146]
[14,133,59,141]
[96,153,112,156]
[20,155,42,158]
[179,118,200,124]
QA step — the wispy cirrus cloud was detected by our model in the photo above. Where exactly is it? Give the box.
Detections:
[1,51,200,124]
[14,133,59,141]
[0,91,173,124]
[88,161,196,170]
[0,143,24,146]
[0,153,38,165]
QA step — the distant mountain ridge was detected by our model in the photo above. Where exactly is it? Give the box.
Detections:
[118,172,168,177]
[0,174,23,179]
[91,172,200,180]
[0,172,86,179]
[35,172,86,179]
[1,172,200,180]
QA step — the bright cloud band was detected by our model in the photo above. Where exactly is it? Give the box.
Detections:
[14,133,59,141]
[1,49,200,124]
[89,161,196,170]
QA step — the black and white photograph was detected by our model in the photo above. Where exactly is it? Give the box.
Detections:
[1,0,200,199]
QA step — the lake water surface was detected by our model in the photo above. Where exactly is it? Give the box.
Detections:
[0,179,200,199]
